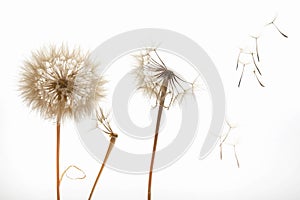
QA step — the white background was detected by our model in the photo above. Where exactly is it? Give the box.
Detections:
[1,0,299,199]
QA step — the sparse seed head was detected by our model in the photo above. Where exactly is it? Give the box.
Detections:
[132,48,195,106]
[19,45,106,121]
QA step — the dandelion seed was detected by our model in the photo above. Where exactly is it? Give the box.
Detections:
[236,48,243,71]
[219,120,240,168]
[250,52,262,75]
[133,48,195,200]
[19,45,105,200]
[219,119,235,160]
[233,145,240,168]
[237,50,264,87]
[88,107,118,200]
[251,35,260,62]
[237,61,251,87]
[266,15,288,38]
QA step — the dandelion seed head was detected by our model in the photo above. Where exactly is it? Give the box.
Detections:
[19,45,105,121]
[132,48,195,106]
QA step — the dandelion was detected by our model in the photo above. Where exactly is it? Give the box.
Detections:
[19,45,105,200]
[133,48,195,200]
[88,108,118,200]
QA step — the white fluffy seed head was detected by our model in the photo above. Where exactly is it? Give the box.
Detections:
[19,45,105,122]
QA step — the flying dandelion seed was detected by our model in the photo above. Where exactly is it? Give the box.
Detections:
[236,14,287,88]
[88,108,118,200]
[253,70,265,87]
[251,35,260,62]
[236,50,264,88]
[250,52,262,75]
[236,48,243,71]
[266,15,288,38]
[237,61,251,87]
[19,45,105,200]
[219,120,240,168]
[133,48,195,200]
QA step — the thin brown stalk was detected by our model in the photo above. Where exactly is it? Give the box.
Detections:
[88,134,117,200]
[148,82,168,200]
[56,119,61,200]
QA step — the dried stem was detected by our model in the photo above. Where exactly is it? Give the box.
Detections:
[88,135,117,200]
[60,165,86,183]
[56,119,61,200]
[88,108,118,200]
[148,82,168,200]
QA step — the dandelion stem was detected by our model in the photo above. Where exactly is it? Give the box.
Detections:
[56,120,61,200]
[148,82,168,200]
[88,136,117,200]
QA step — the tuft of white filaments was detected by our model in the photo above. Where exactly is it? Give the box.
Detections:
[19,45,105,121]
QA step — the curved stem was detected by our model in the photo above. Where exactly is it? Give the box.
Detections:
[60,165,86,183]
[56,120,61,200]
[88,136,117,200]
[148,83,167,200]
